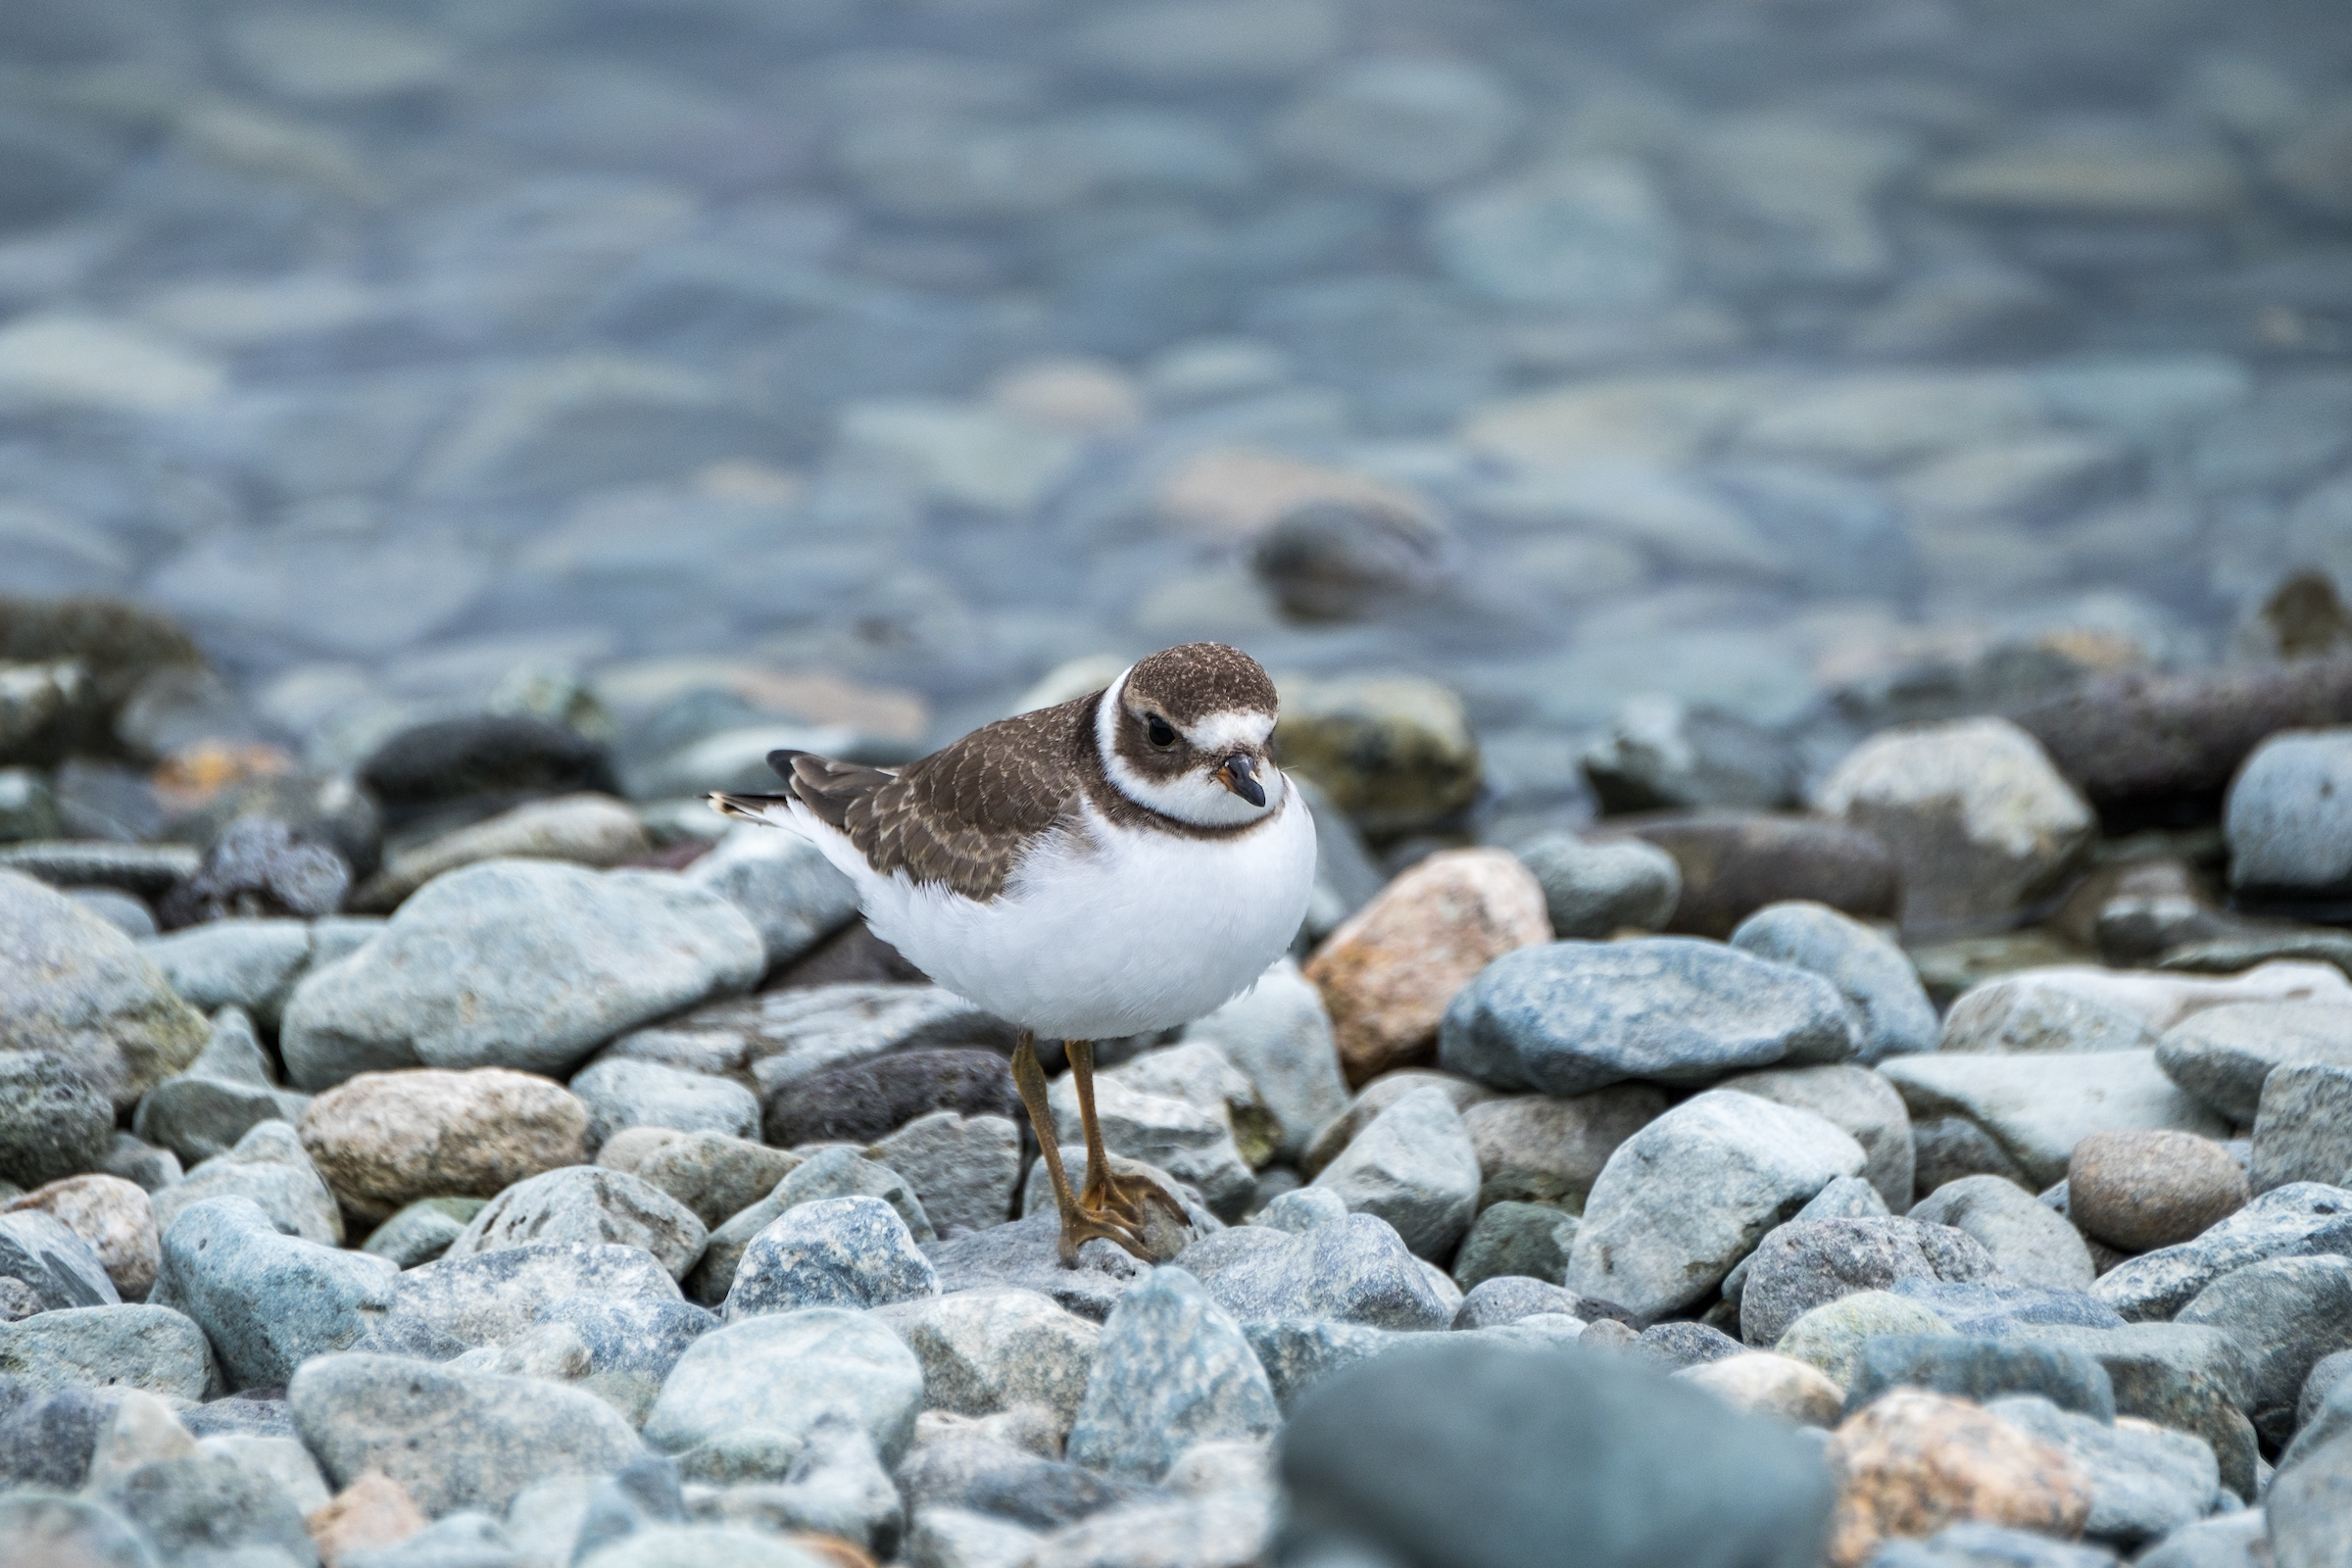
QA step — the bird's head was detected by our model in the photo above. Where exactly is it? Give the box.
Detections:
[1095,642,1283,826]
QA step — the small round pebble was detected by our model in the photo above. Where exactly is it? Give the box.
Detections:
[2067,1130,2249,1254]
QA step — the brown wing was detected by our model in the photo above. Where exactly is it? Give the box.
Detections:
[769,698,1090,902]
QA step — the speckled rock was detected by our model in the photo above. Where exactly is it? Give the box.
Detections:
[2176,1256,2352,1438]
[1938,975,2158,1055]
[1303,849,1550,1087]
[1064,1267,1279,1482]
[616,1129,800,1231]
[1306,1085,1480,1259]
[1910,1176,2096,1292]
[2091,1182,2352,1321]
[874,1287,1100,1427]
[873,1112,1021,1236]
[1449,1201,1580,1290]
[1513,832,1682,940]
[1568,1090,1867,1319]
[1177,1211,1452,1330]
[644,1306,925,1465]
[1679,1351,1847,1428]
[2155,1001,2352,1123]
[280,861,764,1088]
[0,1208,120,1310]
[0,1302,214,1400]
[1986,1396,2218,1549]
[568,1057,761,1150]
[1879,1052,2228,1191]
[2224,728,2352,901]
[763,1048,1018,1149]
[1183,959,1351,1166]
[351,793,651,912]
[2069,1131,2248,1253]
[1614,813,1901,941]
[299,1068,592,1224]
[390,1242,686,1351]
[1730,902,1937,1065]
[2,1175,158,1300]
[131,1005,309,1166]
[152,1118,344,1247]
[292,1352,643,1518]
[1741,1217,2000,1348]
[1440,938,1859,1096]
[446,1165,709,1282]
[1815,717,2094,939]
[0,869,208,1118]
[360,1197,483,1268]
[724,1196,938,1317]
[1823,1390,2094,1568]
[150,1196,395,1390]
[2253,1062,2352,1194]
[1776,1291,1956,1388]
[681,819,861,968]
[1717,1065,1915,1215]
[1847,1337,2117,1424]
[1459,1086,1664,1210]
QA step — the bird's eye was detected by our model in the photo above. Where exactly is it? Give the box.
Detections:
[1146,715,1177,748]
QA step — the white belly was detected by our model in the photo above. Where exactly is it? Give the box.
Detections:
[797,785,1318,1041]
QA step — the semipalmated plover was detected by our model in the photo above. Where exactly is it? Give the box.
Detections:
[713,641,1317,1263]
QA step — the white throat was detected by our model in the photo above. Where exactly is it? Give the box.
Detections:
[1094,665,1282,828]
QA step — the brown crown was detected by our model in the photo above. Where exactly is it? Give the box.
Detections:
[1121,642,1278,726]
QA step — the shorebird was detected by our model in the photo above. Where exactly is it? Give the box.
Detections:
[712,642,1318,1263]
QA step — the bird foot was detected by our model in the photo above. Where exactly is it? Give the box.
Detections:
[1056,1168,1192,1267]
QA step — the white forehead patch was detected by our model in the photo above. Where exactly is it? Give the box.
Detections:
[1183,710,1275,755]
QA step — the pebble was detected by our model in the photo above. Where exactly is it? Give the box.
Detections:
[1879,1051,2229,1191]
[137,918,315,1028]
[0,1495,159,1568]
[569,1057,761,1150]
[1776,1292,1957,1388]
[1849,1337,2117,1423]
[1603,811,1901,940]
[1064,1268,1279,1481]
[280,861,763,1087]
[100,1446,319,1567]
[1302,848,1550,1086]
[1678,1350,1847,1428]
[613,1129,801,1231]
[309,1473,430,1565]
[1459,1086,1664,1210]
[1305,1085,1480,1259]
[0,869,209,1118]
[644,1306,925,1465]
[873,1112,1022,1236]
[389,1242,686,1351]
[1823,1389,2094,1568]
[1273,676,1483,835]
[1300,1069,1497,1177]
[785,1147,938,1242]
[1279,1338,1836,1568]
[447,1166,710,1283]
[2223,729,2352,901]
[724,1196,938,1316]
[1182,959,1350,1166]
[1740,1217,2000,1348]
[133,1005,310,1166]
[299,1067,591,1222]
[1938,977,2158,1055]
[1984,1396,2219,1549]
[1581,697,1799,814]
[1719,1065,1916,1214]
[2268,1431,2352,1568]
[2253,1062,2352,1193]
[875,1287,1100,1427]
[1729,903,1938,1065]
[2155,1001,2352,1122]
[764,1048,1019,1149]
[1179,1211,1452,1330]
[0,1384,126,1490]
[1512,832,1682,940]
[1569,1089,1866,1319]
[1911,1176,2096,1292]
[351,793,651,912]
[2013,1324,2258,1500]
[680,822,861,969]
[150,1196,396,1390]
[1442,937,1858,1096]
[538,1294,714,1427]
[2068,1131,2249,1253]
[0,1302,214,1400]
[358,714,617,818]
[1450,1202,1580,1290]
[153,1117,345,1247]
[292,1351,643,1519]
[2175,1256,2352,1440]
[2,1174,159,1300]
[0,1048,119,1195]
[0,1206,121,1311]
[156,816,350,927]
[361,1197,483,1268]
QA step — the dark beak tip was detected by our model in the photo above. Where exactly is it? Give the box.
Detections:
[1222,754,1267,808]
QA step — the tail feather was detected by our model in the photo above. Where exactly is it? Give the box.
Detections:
[709,791,799,826]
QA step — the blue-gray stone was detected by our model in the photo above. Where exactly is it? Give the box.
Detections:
[566,1057,760,1150]
[292,1352,644,1518]
[132,1006,310,1166]
[98,1447,320,1567]
[1910,1175,2096,1292]
[0,1494,158,1568]
[1175,1213,1451,1331]
[1450,1200,1579,1291]
[532,1294,714,1427]
[1887,1279,2124,1336]
[1452,1276,1588,1332]
[0,1304,216,1401]
[0,1209,120,1310]
[2271,1419,2352,1568]
[392,1243,687,1350]
[2177,1256,2352,1440]
[151,1197,397,1390]
[1730,901,1938,1064]
[1740,1216,1999,1348]
[360,1198,486,1269]
[1848,1336,2117,1422]
[0,1384,124,1490]
[2225,729,2352,899]
[1244,1319,1407,1413]
[1864,1521,2118,1567]
[644,1307,924,1465]
[2013,1324,2258,1501]
[723,1196,938,1318]
[1987,1396,2219,1549]
[1277,1340,1833,1568]
[151,1118,343,1247]
[1065,1267,1280,1481]
[1441,938,1858,1097]
[2092,1183,2352,1321]
[895,1436,1167,1531]
[2131,1513,2268,1568]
